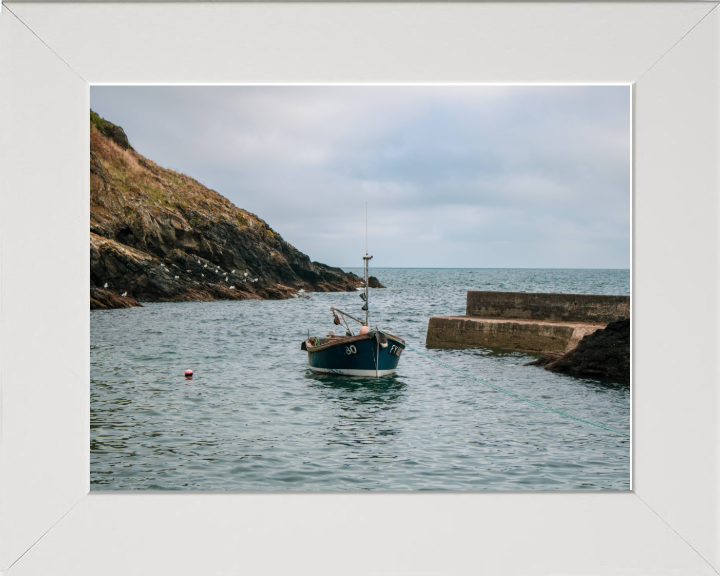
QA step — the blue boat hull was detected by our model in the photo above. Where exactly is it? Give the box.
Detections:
[303,332,405,377]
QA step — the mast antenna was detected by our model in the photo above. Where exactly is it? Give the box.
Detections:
[362,203,372,326]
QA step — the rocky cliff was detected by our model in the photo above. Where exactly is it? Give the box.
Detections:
[90,111,362,309]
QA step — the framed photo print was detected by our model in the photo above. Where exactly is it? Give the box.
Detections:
[1,2,718,574]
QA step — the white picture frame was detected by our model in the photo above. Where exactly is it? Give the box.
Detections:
[1,2,718,574]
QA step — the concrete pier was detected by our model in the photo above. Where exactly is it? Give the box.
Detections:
[426,292,630,353]
[466,291,630,323]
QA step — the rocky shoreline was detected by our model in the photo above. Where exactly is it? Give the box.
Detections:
[90,286,143,310]
[526,318,630,383]
[90,112,362,309]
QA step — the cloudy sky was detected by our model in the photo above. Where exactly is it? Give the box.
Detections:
[91,85,630,269]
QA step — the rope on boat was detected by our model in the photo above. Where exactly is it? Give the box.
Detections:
[380,331,630,438]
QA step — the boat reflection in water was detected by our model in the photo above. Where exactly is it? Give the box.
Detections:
[305,372,407,448]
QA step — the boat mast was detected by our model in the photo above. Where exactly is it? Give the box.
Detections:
[363,203,372,327]
[363,252,372,326]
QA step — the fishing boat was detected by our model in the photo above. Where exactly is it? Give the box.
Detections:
[301,252,405,377]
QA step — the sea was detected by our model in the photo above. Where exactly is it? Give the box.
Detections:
[91,268,630,491]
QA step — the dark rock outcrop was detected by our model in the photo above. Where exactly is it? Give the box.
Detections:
[367,276,385,288]
[526,318,630,383]
[525,351,564,367]
[91,286,143,310]
[90,111,361,309]
[91,110,134,151]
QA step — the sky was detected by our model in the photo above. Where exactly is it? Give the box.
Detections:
[91,85,630,269]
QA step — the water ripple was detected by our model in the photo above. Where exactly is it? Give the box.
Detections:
[91,268,630,490]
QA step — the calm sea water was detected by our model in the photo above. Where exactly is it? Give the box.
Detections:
[91,269,630,491]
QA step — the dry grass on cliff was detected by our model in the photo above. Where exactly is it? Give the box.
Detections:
[91,122,276,239]
[92,129,143,176]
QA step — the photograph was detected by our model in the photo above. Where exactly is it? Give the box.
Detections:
[90,85,631,491]
[5,1,720,572]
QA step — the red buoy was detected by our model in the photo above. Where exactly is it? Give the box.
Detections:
[185,369,193,378]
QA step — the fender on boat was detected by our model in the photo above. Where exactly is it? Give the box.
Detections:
[374,331,388,348]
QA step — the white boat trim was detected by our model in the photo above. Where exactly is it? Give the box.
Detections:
[309,367,396,377]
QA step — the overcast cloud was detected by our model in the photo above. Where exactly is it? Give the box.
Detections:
[91,86,630,269]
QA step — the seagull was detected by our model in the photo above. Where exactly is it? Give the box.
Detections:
[175,276,179,279]
[202,274,204,277]
[231,270,235,273]
[298,289,304,293]
[121,292,127,297]
[225,277,228,282]
[223,272,226,276]
[104,283,108,288]
[244,273,248,277]
[161,263,165,267]
[229,286,235,290]
[198,260,201,264]
[254,278,258,282]
[204,264,207,268]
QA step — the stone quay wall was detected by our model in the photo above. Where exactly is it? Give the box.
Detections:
[466,291,630,324]
[426,292,630,353]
